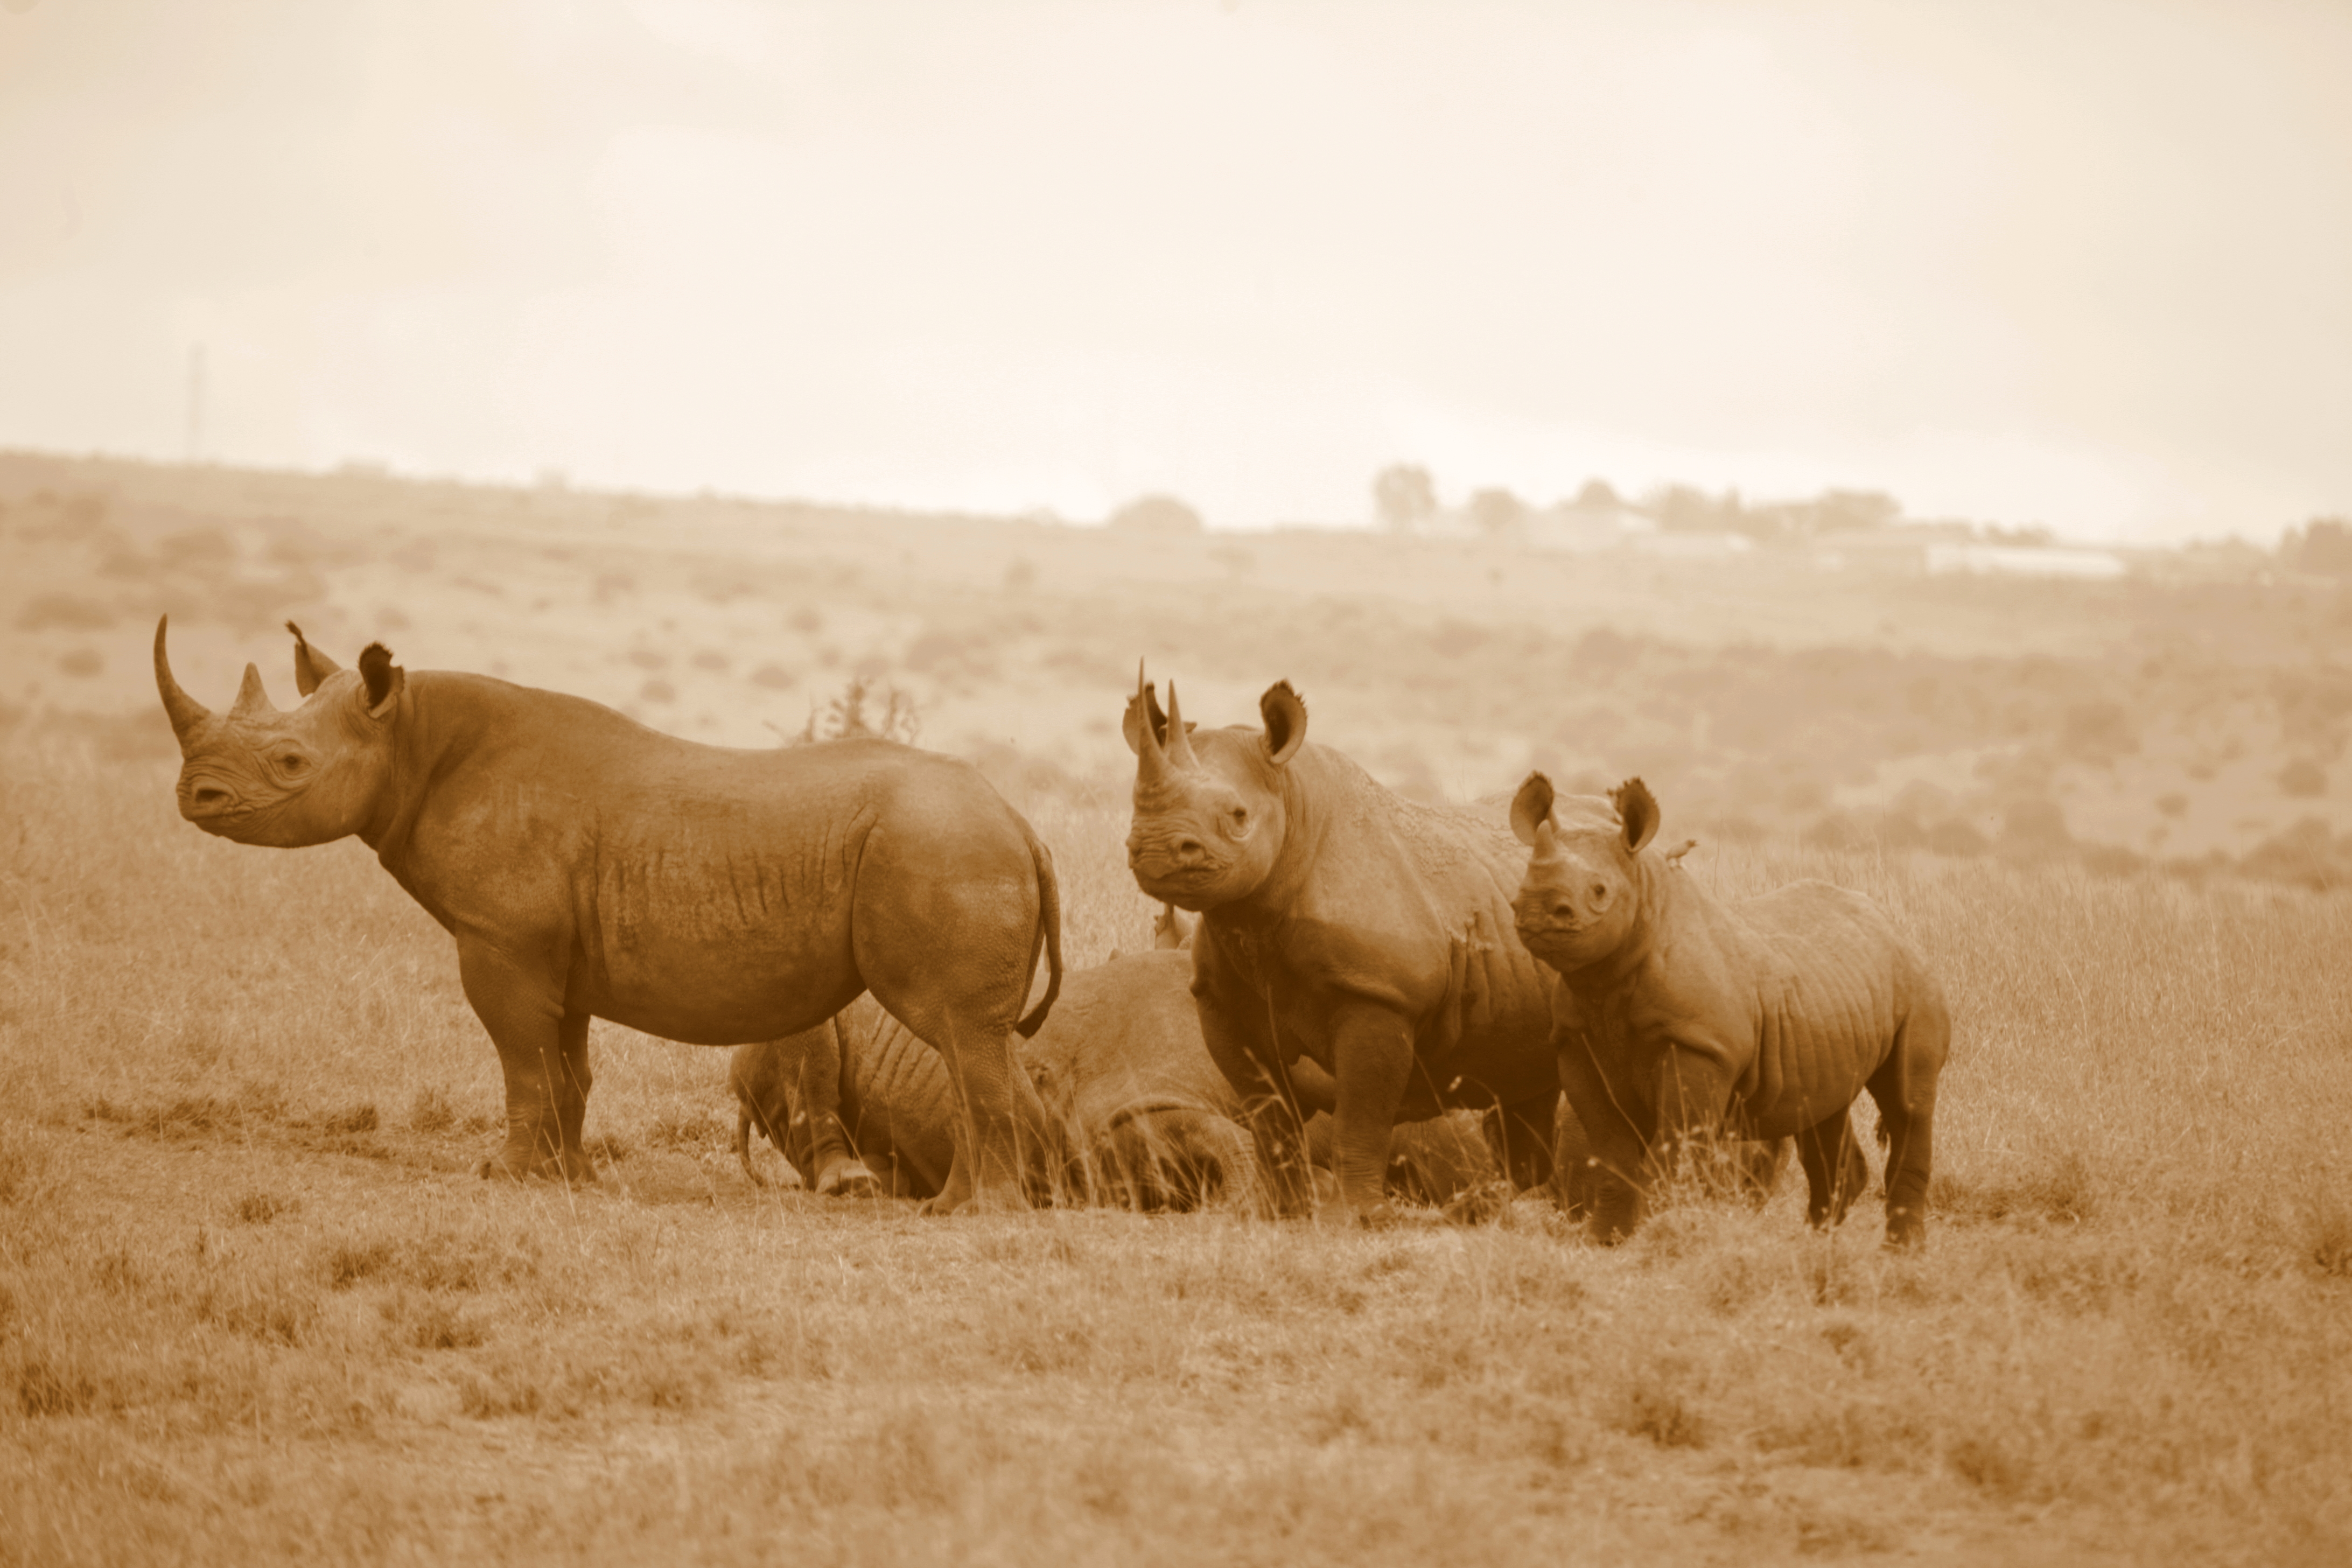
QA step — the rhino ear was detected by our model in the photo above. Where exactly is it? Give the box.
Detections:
[286,621,341,697]
[1259,681,1307,766]
[1611,777,1660,854]
[1509,772,1556,846]
[357,642,405,718]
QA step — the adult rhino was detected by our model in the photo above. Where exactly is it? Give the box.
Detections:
[1509,773,1949,1247]
[1121,669,1562,1224]
[154,618,1062,1212]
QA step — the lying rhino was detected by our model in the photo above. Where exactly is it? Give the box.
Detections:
[1509,774,1949,1247]
[736,913,1512,1213]
[1122,669,1562,1224]
[155,619,1062,1211]
[731,1000,967,1199]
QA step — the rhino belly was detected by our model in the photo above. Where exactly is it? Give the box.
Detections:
[578,912,865,1045]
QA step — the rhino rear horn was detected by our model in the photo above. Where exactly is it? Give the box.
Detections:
[1509,771,1556,847]
[228,663,277,720]
[1124,660,1172,774]
[1164,681,1200,768]
[153,616,213,745]
[286,621,341,696]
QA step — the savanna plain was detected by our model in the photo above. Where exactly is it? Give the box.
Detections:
[3,455,2351,1566]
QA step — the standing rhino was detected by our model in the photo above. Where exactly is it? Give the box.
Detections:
[1509,773,1949,1247]
[1121,669,1562,1224]
[154,618,1062,1212]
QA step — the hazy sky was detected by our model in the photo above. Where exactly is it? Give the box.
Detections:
[2,0,2346,541]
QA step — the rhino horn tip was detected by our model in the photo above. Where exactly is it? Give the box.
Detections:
[153,615,213,743]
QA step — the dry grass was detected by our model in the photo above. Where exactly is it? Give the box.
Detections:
[4,740,2352,1565]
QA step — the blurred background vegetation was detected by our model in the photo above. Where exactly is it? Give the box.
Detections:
[5,449,2347,892]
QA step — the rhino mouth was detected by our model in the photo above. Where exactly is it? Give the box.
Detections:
[176,774,279,835]
[1130,863,1221,908]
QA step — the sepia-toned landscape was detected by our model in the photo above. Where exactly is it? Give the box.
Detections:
[4,451,2350,1565]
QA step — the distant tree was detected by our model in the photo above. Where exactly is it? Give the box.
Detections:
[1646,484,1741,534]
[1107,494,1204,535]
[1813,489,1902,533]
[1373,464,1439,534]
[1468,487,1529,539]
[2282,517,2352,577]
[1570,478,1623,513]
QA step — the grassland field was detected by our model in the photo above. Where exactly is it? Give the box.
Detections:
[3,452,2352,1564]
[3,736,2351,1566]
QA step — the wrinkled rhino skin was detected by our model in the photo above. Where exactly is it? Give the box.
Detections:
[154,618,1062,1212]
[731,1006,961,1199]
[1023,948,1259,1209]
[1122,669,1561,1224]
[1510,773,1949,1247]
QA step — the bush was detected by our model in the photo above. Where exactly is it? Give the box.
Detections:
[787,675,920,746]
[1105,494,1203,535]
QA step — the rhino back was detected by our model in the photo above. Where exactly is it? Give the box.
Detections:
[1730,880,1933,1134]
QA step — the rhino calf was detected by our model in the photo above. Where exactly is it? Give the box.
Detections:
[1510,774,1949,1248]
[156,618,1062,1212]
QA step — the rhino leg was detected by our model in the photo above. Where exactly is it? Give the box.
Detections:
[1557,1035,1649,1242]
[1480,1091,1559,1194]
[1328,1003,1415,1227]
[1196,989,1315,1218]
[1551,1099,1597,1220]
[793,1019,883,1199]
[1738,1137,1793,1207]
[1642,1042,1737,1204]
[734,1103,769,1187]
[854,825,1051,1216]
[1868,997,1949,1248]
[463,940,597,1184]
[1795,1109,1869,1228]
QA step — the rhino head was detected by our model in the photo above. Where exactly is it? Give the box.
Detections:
[154,617,407,848]
[1122,663,1307,913]
[1509,771,1661,974]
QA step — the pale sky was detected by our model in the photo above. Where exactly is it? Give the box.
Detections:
[2,0,2346,541]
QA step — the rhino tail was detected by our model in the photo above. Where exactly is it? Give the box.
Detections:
[735,1102,769,1187]
[1014,825,1064,1038]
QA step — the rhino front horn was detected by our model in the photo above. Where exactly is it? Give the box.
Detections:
[153,616,213,745]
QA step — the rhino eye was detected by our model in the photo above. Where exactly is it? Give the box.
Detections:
[279,754,307,775]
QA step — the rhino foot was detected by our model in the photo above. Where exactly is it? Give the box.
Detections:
[477,1147,600,1186]
[815,1159,883,1199]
